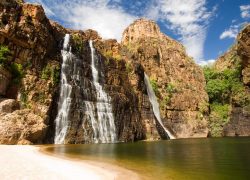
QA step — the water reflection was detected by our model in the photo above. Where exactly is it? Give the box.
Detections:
[46,138,250,180]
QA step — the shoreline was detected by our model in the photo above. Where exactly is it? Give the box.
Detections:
[0,145,140,180]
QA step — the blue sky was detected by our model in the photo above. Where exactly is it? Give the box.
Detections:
[26,0,250,65]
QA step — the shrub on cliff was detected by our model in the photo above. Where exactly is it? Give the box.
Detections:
[41,64,60,85]
[150,78,160,97]
[0,45,23,84]
[10,63,23,84]
[0,46,10,66]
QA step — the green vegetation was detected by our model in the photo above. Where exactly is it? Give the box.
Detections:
[72,34,84,52]
[125,63,133,74]
[203,65,248,106]
[210,103,230,120]
[0,45,23,84]
[41,64,60,85]
[198,101,209,114]
[203,62,249,136]
[161,83,177,107]
[209,103,230,137]
[20,91,31,108]
[150,78,160,97]
[103,50,122,61]
[0,46,10,65]
[165,83,176,94]
[126,42,140,53]
[10,63,24,84]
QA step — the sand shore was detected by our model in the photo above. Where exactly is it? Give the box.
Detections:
[0,145,140,180]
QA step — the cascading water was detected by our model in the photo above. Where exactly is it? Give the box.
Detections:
[144,73,175,139]
[54,34,72,144]
[89,40,117,143]
[54,36,116,144]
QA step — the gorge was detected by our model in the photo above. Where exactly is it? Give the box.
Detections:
[0,0,249,145]
[0,1,250,179]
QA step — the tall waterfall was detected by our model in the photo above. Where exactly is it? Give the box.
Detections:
[89,40,117,143]
[144,73,175,139]
[54,34,72,144]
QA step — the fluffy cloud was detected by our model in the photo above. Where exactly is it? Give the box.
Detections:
[146,0,214,62]
[219,25,239,39]
[28,0,136,41]
[27,0,214,63]
[220,4,249,40]
[240,5,250,19]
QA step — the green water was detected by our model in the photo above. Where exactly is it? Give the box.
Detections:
[46,138,250,180]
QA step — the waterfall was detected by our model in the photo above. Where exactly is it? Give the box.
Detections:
[89,40,117,143]
[54,34,72,144]
[144,73,175,139]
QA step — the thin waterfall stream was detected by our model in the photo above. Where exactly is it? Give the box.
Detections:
[54,34,72,144]
[144,73,175,139]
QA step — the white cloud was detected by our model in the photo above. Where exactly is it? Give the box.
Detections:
[198,59,216,66]
[240,5,250,19]
[146,0,214,62]
[220,29,237,39]
[27,0,214,63]
[28,0,136,41]
[219,23,245,40]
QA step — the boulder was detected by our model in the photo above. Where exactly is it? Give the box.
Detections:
[0,109,47,144]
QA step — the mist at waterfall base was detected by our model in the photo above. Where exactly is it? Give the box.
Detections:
[46,137,250,180]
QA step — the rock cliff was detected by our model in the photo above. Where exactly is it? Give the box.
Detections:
[121,19,209,138]
[0,1,210,144]
[212,24,250,137]
[0,0,64,144]
[0,1,146,144]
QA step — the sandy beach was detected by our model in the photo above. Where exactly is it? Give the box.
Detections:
[0,145,140,180]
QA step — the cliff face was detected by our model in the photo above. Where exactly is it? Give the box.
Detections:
[53,31,146,143]
[0,1,146,144]
[0,2,210,144]
[214,24,250,137]
[121,19,209,138]
[0,0,62,144]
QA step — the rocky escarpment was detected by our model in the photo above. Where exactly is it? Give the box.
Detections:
[51,31,146,143]
[0,0,146,144]
[214,24,250,136]
[0,1,210,144]
[0,0,63,144]
[121,19,209,138]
